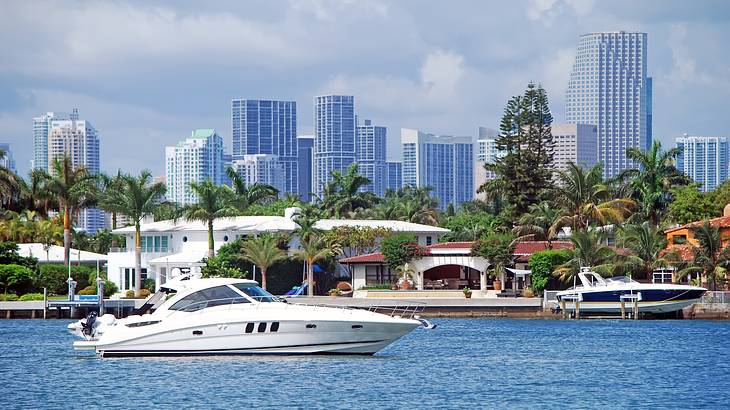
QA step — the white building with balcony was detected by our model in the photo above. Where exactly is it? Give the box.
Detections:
[106,208,448,292]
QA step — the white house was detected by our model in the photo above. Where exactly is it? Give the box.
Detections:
[107,208,448,292]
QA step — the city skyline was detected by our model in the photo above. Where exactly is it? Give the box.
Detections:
[1,1,728,177]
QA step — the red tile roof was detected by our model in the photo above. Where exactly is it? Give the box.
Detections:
[340,253,385,264]
[340,240,575,264]
[665,216,730,234]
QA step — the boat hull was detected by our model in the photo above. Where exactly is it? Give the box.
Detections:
[556,288,706,314]
[75,318,420,357]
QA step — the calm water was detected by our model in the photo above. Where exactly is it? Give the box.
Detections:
[1,318,728,409]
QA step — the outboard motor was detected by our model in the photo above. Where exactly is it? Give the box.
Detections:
[81,311,98,337]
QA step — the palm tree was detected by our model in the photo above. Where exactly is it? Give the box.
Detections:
[619,222,669,280]
[677,221,730,290]
[318,163,377,218]
[554,229,626,283]
[292,235,340,297]
[513,202,561,246]
[98,171,126,230]
[43,157,97,267]
[0,151,20,208]
[239,234,287,291]
[552,162,635,233]
[18,169,56,217]
[36,219,63,260]
[618,140,690,226]
[113,171,166,296]
[226,167,279,213]
[184,181,237,258]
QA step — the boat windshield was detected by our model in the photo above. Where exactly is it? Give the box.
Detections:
[605,276,638,284]
[232,283,279,302]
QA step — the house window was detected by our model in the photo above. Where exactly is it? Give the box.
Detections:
[366,265,395,285]
[672,235,686,245]
[426,236,433,246]
[140,235,169,252]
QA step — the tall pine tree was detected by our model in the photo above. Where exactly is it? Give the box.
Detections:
[479,82,554,217]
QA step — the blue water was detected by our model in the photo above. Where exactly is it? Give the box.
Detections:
[1,319,729,409]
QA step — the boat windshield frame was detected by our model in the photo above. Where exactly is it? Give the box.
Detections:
[604,276,639,285]
[230,283,280,303]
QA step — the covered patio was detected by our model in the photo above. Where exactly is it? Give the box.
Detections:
[341,241,572,298]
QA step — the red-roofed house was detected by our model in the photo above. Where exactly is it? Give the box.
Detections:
[340,240,573,294]
[663,205,730,261]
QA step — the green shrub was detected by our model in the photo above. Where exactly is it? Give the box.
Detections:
[18,293,45,301]
[359,284,393,290]
[142,278,155,290]
[528,249,572,294]
[35,264,95,295]
[0,293,18,301]
[77,286,96,295]
[380,233,424,270]
[0,264,34,295]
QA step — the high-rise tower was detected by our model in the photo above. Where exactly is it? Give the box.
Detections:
[231,99,297,195]
[566,31,651,178]
[313,95,356,197]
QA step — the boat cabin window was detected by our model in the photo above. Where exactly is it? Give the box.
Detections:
[231,283,278,302]
[169,285,248,311]
[605,276,638,284]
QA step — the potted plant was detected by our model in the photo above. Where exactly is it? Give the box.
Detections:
[522,287,535,298]
[396,264,414,290]
[328,288,341,297]
[492,269,503,292]
[463,287,472,299]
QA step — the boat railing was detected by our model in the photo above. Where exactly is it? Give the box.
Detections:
[285,301,426,320]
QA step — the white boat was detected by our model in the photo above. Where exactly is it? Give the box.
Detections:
[68,276,433,357]
[555,268,706,315]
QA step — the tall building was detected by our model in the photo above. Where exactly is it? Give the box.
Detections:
[33,111,69,170]
[297,135,314,202]
[385,161,402,191]
[551,124,598,172]
[230,155,285,193]
[475,127,500,194]
[0,143,16,173]
[676,135,729,192]
[313,95,356,197]
[46,110,104,233]
[401,128,474,210]
[566,31,651,178]
[231,99,297,194]
[356,119,387,196]
[165,129,224,205]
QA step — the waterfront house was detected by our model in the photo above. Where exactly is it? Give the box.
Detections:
[107,208,448,292]
[341,240,573,296]
[663,204,730,261]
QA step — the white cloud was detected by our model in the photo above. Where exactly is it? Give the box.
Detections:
[662,23,730,92]
[526,0,594,25]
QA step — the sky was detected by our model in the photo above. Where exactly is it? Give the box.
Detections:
[1,0,729,176]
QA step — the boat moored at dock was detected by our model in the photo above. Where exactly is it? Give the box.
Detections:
[555,268,706,315]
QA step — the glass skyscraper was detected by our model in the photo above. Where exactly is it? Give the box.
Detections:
[676,135,729,192]
[313,95,356,197]
[386,161,402,192]
[297,135,314,202]
[46,109,104,233]
[401,128,474,210]
[566,31,651,178]
[33,111,70,170]
[165,129,225,205]
[356,119,387,196]
[231,99,297,195]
